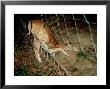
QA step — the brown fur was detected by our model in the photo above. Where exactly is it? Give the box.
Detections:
[31,20,66,49]
[28,19,78,62]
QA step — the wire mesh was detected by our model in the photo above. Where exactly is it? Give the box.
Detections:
[14,14,97,76]
[38,14,97,75]
[83,14,97,56]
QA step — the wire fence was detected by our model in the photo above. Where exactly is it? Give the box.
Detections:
[36,14,97,75]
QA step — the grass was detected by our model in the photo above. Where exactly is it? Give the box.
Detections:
[14,64,53,76]
[77,50,89,60]
[14,65,30,76]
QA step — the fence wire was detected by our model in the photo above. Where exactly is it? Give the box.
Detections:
[72,14,84,52]
[62,14,71,44]
[83,14,97,56]
[55,14,65,43]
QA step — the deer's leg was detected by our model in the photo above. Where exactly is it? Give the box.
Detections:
[48,48,69,57]
[34,37,42,63]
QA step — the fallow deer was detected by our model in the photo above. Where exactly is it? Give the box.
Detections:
[28,19,77,63]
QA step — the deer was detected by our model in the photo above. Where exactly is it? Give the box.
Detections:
[28,19,78,63]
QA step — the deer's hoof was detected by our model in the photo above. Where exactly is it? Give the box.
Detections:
[37,58,42,63]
